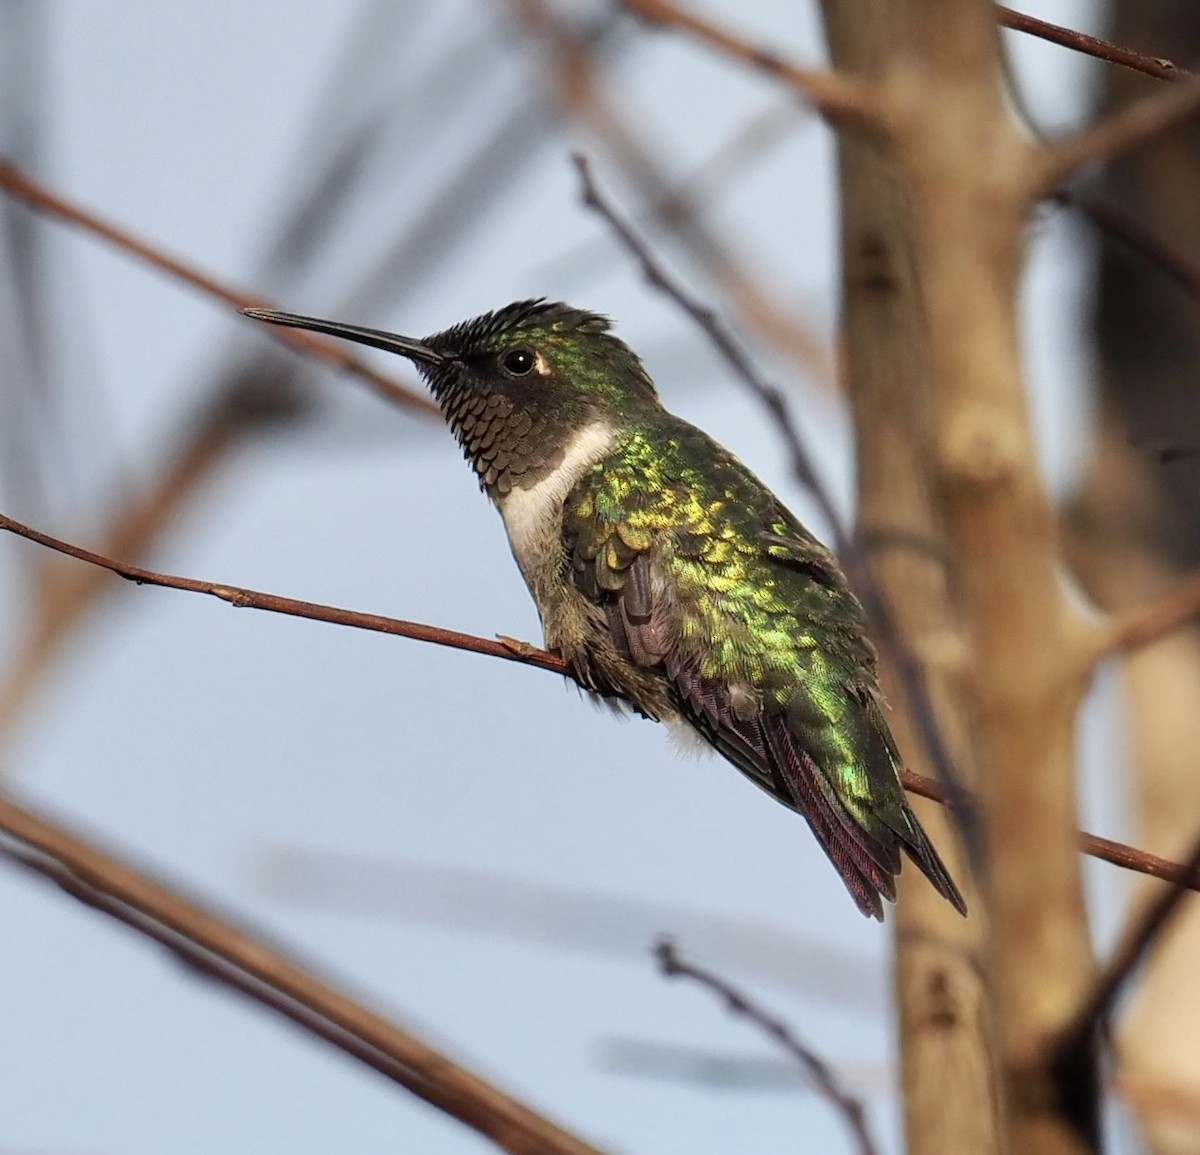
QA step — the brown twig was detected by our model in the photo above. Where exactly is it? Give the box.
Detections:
[3,507,1196,899]
[997,7,1187,83]
[1056,188,1200,299]
[615,0,881,129]
[655,940,879,1155]
[897,769,1200,894]
[1036,77,1200,193]
[511,0,834,386]
[0,510,570,676]
[0,794,606,1155]
[1092,566,1200,661]
[0,159,438,417]
[1055,823,1200,1065]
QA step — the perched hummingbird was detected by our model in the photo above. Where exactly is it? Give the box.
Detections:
[245,300,965,920]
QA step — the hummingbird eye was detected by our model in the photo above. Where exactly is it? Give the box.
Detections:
[502,348,536,376]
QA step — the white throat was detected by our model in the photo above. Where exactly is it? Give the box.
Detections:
[496,420,615,581]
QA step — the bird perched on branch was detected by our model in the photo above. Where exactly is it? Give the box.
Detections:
[245,299,965,920]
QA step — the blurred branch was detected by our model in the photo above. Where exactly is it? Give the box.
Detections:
[5,514,1199,898]
[1092,567,1200,660]
[1118,1074,1200,1135]
[997,7,1188,83]
[655,940,879,1155]
[599,1038,812,1091]
[259,845,877,1010]
[1036,77,1200,193]
[510,0,834,385]
[598,1038,887,1094]
[0,386,280,744]
[0,159,437,417]
[1056,187,1200,301]
[0,794,607,1155]
[536,98,801,290]
[616,0,881,128]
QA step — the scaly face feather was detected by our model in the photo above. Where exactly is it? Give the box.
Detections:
[415,300,662,495]
[244,300,967,920]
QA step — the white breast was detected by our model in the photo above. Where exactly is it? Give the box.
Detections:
[497,420,615,580]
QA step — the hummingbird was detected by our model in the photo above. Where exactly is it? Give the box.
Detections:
[245,299,965,920]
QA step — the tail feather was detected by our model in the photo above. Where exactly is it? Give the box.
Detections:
[667,662,966,918]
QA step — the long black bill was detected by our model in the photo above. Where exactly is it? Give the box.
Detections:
[242,308,445,368]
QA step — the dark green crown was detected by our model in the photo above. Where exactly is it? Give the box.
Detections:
[425,299,615,359]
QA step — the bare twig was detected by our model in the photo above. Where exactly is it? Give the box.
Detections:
[1056,188,1200,300]
[511,0,833,384]
[1091,567,1200,661]
[655,940,879,1155]
[3,509,1197,896]
[997,7,1188,83]
[572,154,842,547]
[1055,823,1200,1064]
[1036,77,1200,193]
[0,511,570,677]
[0,794,607,1155]
[0,160,437,417]
[615,0,882,129]
[897,769,1200,893]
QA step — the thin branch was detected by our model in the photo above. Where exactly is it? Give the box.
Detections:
[655,940,879,1155]
[615,0,882,130]
[1056,187,1200,300]
[897,769,1200,893]
[1055,823,1200,1064]
[997,7,1188,83]
[0,794,607,1155]
[512,0,834,383]
[572,153,842,548]
[3,508,1197,895]
[1035,77,1200,193]
[0,159,438,417]
[1091,566,1200,661]
[0,510,569,676]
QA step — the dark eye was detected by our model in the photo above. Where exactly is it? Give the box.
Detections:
[502,348,535,376]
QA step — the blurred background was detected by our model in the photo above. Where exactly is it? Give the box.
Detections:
[2,2,1191,1152]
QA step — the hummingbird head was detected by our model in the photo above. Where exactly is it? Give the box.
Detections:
[244,299,660,495]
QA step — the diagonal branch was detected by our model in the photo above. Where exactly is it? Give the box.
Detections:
[1054,823,1200,1066]
[1090,567,1200,662]
[896,769,1200,894]
[615,0,882,130]
[655,940,879,1155]
[997,7,1188,83]
[0,160,437,417]
[3,508,1198,897]
[0,511,569,677]
[0,793,607,1155]
[1034,77,1200,194]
